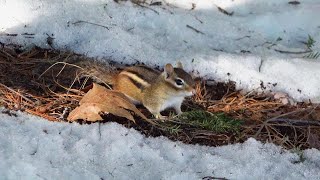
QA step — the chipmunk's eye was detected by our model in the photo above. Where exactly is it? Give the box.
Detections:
[175,79,184,86]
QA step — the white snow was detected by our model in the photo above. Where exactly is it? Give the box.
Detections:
[0,110,320,180]
[1,0,320,179]
[1,0,320,102]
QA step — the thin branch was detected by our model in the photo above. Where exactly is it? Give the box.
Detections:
[274,49,312,54]
[215,5,234,16]
[202,176,229,180]
[186,25,205,35]
[132,2,159,15]
[268,118,320,126]
[72,20,110,30]
[235,35,251,41]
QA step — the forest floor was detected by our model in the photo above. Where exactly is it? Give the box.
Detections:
[1,46,320,150]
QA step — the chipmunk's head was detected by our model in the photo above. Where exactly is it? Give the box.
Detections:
[162,62,195,96]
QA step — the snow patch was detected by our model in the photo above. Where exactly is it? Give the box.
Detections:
[0,110,320,179]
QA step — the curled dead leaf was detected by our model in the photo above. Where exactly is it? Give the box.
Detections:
[67,83,154,124]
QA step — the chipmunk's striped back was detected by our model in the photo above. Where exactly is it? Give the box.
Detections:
[113,65,161,103]
[121,66,160,88]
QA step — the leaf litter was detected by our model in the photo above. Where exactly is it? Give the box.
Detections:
[67,83,151,124]
[0,45,320,149]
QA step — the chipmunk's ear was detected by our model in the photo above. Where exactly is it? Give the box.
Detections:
[176,61,183,69]
[164,63,174,78]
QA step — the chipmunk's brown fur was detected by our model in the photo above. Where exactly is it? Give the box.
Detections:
[83,62,195,119]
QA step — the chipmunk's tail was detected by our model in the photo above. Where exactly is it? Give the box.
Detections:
[78,60,118,86]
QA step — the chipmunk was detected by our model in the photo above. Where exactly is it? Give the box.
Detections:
[113,62,195,119]
[110,62,195,119]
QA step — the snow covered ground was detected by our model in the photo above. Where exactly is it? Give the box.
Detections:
[1,0,320,179]
[1,110,320,180]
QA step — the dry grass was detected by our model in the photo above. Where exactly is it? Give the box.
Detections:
[1,45,320,150]
[0,46,84,121]
[191,78,320,149]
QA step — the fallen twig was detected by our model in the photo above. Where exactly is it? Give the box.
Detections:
[254,107,315,138]
[72,20,110,30]
[2,33,18,37]
[288,1,300,5]
[132,2,159,15]
[274,49,312,54]
[235,35,251,41]
[269,118,320,126]
[215,5,234,16]
[150,2,162,6]
[186,25,205,35]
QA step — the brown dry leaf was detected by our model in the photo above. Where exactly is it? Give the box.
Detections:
[67,83,150,123]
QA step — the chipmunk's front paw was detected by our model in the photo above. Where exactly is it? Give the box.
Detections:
[154,113,168,121]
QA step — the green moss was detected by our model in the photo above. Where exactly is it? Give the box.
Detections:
[178,110,242,133]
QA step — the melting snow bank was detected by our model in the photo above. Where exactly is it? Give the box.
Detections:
[0,110,320,180]
[1,0,320,102]
[193,55,320,102]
